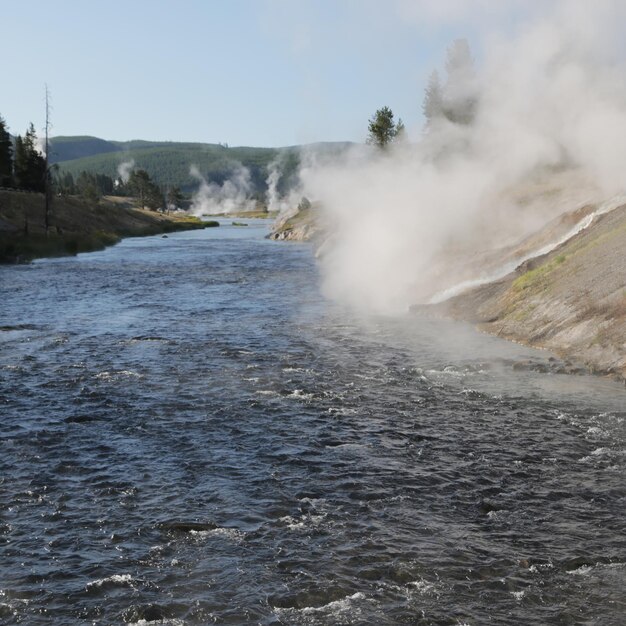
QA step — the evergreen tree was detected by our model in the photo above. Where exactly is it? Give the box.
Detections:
[129,169,162,210]
[54,171,76,196]
[442,38,477,125]
[394,118,406,142]
[13,135,27,188]
[422,70,444,125]
[129,169,151,208]
[76,171,100,202]
[25,123,47,192]
[145,185,164,212]
[367,106,404,148]
[62,172,75,194]
[14,124,46,192]
[0,115,13,187]
[166,186,184,211]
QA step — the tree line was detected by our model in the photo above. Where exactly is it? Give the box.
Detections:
[0,113,184,211]
[367,38,477,147]
[0,118,47,192]
[55,167,185,211]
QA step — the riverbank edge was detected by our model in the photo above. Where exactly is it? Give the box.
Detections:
[269,199,625,384]
[268,205,320,241]
[422,205,626,385]
[0,191,218,263]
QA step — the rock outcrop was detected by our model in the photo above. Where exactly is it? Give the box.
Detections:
[268,205,321,242]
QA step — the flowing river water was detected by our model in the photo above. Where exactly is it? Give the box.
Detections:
[1,221,624,625]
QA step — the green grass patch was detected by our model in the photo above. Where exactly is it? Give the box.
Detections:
[512,254,568,292]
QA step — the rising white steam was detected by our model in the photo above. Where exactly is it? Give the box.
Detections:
[265,154,302,218]
[34,135,46,158]
[189,164,255,215]
[301,1,626,313]
[265,158,285,213]
[117,160,135,184]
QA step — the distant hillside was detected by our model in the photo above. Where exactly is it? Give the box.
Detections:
[49,136,120,162]
[50,136,352,194]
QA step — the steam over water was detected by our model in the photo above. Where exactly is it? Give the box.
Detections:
[1,223,624,625]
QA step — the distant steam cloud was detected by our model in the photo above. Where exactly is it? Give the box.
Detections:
[117,160,135,184]
[189,164,255,216]
[300,1,626,314]
[34,135,46,158]
[265,154,301,218]
[265,159,283,212]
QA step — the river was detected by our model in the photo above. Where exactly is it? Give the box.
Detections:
[1,221,624,624]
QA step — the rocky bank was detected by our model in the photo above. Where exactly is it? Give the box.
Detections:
[268,204,321,242]
[427,202,626,382]
[270,188,625,382]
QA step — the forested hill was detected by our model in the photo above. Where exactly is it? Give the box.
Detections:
[50,136,351,193]
[49,136,121,162]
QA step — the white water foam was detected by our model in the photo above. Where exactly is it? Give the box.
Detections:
[288,389,314,401]
[95,370,143,381]
[279,513,327,532]
[128,617,185,626]
[273,591,366,620]
[189,527,245,542]
[86,573,135,589]
[407,578,437,595]
[301,592,365,614]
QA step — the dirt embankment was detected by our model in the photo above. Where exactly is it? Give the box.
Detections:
[0,191,215,262]
[431,204,626,381]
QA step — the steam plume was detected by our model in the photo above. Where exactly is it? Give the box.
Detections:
[189,164,255,216]
[301,1,626,313]
[117,160,135,184]
[265,154,302,218]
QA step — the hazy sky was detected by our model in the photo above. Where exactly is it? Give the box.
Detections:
[1,0,531,146]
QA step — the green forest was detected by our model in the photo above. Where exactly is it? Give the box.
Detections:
[0,118,47,193]
[49,137,300,194]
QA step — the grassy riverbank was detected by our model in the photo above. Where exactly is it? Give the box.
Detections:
[0,191,217,263]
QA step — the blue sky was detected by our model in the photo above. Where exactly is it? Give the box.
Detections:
[0,0,528,146]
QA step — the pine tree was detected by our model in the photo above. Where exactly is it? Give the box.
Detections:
[0,115,13,187]
[166,186,184,211]
[14,124,46,192]
[76,171,100,202]
[395,118,406,142]
[129,169,162,210]
[442,39,477,125]
[24,123,46,192]
[367,106,405,148]
[13,135,26,189]
[422,70,444,126]
[145,185,164,212]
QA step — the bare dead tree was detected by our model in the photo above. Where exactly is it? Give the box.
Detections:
[44,84,52,234]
